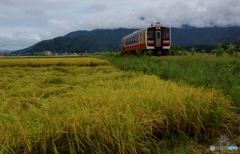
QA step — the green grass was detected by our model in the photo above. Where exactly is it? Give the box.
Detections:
[0,57,237,153]
[95,53,240,111]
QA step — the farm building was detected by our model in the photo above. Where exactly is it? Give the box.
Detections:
[43,51,53,56]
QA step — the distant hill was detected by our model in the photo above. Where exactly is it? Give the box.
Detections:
[13,27,240,54]
[171,27,240,46]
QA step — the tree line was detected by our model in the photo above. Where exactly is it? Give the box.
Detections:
[170,42,240,57]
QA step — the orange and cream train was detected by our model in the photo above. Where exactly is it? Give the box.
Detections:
[121,22,171,55]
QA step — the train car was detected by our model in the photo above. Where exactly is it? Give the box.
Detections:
[121,22,171,55]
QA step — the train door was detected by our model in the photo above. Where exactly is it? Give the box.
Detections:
[155,31,161,48]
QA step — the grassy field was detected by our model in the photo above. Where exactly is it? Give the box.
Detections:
[96,53,240,111]
[0,56,239,153]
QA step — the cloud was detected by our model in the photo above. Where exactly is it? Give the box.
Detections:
[0,34,40,51]
[203,0,240,27]
[0,27,52,50]
[0,0,14,5]
[76,10,147,30]
[87,3,108,12]
[48,19,74,33]
[25,7,46,21]
[139,17,146,21]
[136,0,240,28]
[1,0,240,50]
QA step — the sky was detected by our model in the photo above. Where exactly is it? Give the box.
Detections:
[1,0,240,51]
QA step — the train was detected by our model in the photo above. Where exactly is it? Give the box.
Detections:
[121,22,171,56]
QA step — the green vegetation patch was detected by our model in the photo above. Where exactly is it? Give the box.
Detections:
[0,57,235,153]
[96,53,240,110]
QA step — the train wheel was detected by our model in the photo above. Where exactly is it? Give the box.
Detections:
[155,51,162,56]
[162,49,169,55]
[131,51,137,55]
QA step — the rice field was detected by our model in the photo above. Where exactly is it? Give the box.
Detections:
[0,57,237,153]
[0,57,110,67]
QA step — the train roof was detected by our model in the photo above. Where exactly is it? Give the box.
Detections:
[122,23,170,39]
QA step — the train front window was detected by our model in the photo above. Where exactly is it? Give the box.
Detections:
[162,28,170,39]
[147,30,154,39]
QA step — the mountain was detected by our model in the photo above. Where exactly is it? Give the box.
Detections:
[171,26,240,46]
[13,27,240,54]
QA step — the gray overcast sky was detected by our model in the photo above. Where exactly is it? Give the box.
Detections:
[1,0,240,50]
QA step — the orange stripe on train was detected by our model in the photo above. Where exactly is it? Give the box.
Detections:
[163,40,170,45]
[147,40,154,46]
